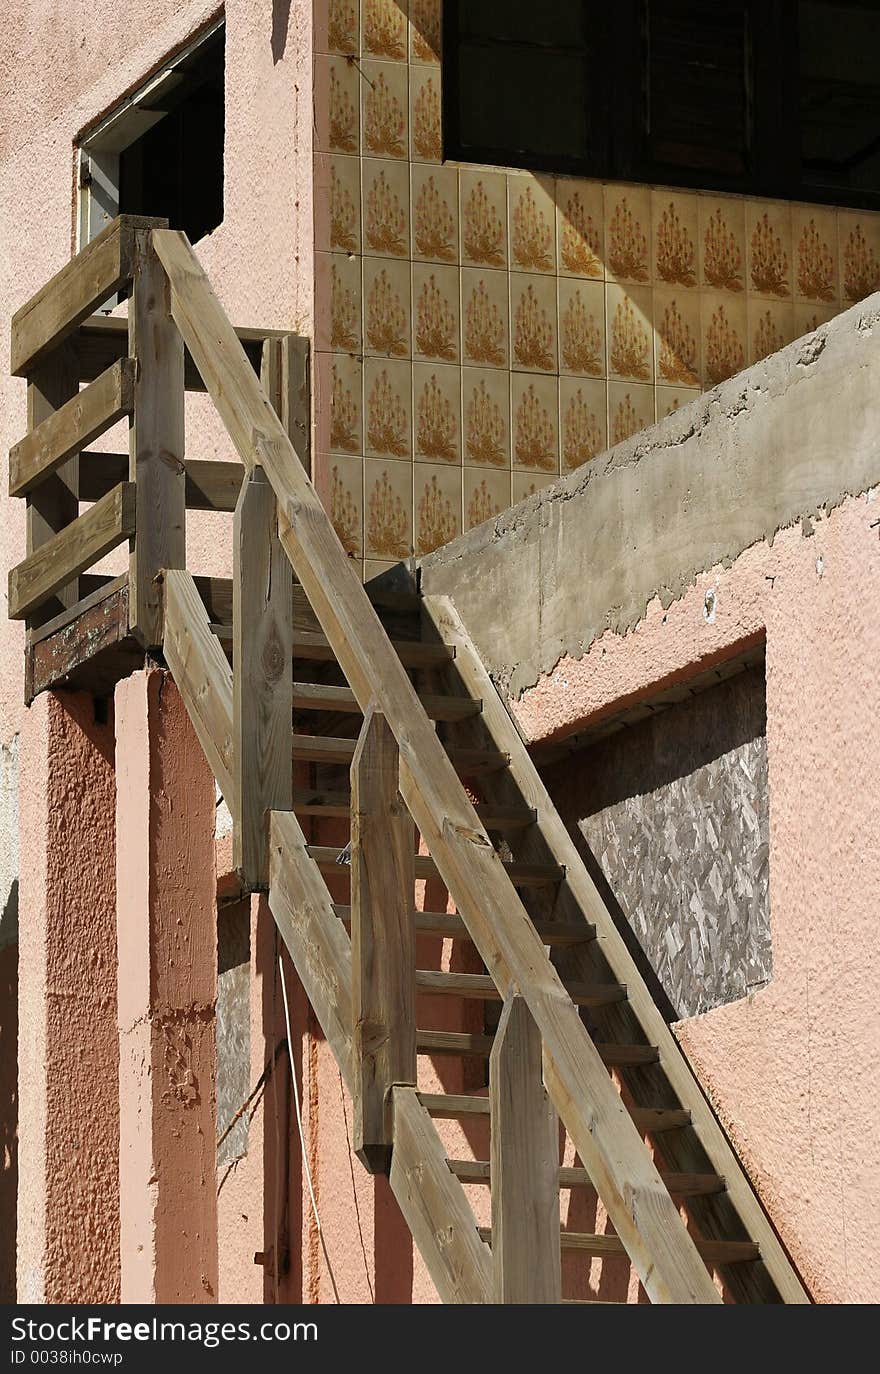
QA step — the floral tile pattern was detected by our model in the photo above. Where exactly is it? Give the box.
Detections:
[313,4,880,576]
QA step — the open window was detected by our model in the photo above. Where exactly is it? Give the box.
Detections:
[77,20,225,248]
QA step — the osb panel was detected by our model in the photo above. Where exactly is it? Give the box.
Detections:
[312,0,880,577]
[546,667,771,1018]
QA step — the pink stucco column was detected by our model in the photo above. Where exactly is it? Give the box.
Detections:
[17,691,119,1303]
[115,668,218,1303]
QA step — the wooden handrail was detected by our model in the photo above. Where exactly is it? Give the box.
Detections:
[150,226,721,1305]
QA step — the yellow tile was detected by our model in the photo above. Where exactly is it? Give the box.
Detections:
[746,201,792,299]
[362,158,410,257]
[653,286,701,388]
[462,267,509,369]
[316,0,360,56]
[364,357,412,458]
[559,377,607,473]
[513,471,556,503]
[511,273,558,373]
[558,278,605,377]
[747,299,794,365]
[793,302,839,340]
[557,178,604,279]
[325,454,364,559]
[411,164,458,263]
[362,0,408,61]
[607,382,654,446]
[606,283,653,383]
[317,154,361,254]
[316,251,362,353]
[316,56,360,155]
[323,352,364,455]
[511,374,559,473]
[460,170,508,269]
[462,367,510,468]
[605,185,651,285]
[410,65,442,162]
[509,174,557,274]
[839,210,880,303]
[413,262,460,363]
[415,464,461,553]
[656,386,701,422]
[363,256,411,357]
[410,0,441,64]
[413,362,461,462]
[652,191,698,289]
[701,292,747,387]
[792,206,838,305]
[365,457,413,559]
[362,59,408,159]
[464,468,509,530]
[699,196,746,293]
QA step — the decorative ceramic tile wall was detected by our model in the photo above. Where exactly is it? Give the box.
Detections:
[313,0,880,576]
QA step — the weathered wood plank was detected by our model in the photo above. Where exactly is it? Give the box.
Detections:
[292,735,508,775]
[307,845,564,887]
[128,229,186,647]
[415,1030,660,1065]
[415,970,625,1007]
[334,906,592,944]
[389,1087,492,1304]
[479,1228,758,1264]
[161,569,234,804]
[292,680,480,721]
[293,789,534,829]
[420,1095,691,1135]
[233,463,294,888]
[450,1159,724,1197]
[350,708,415,1173]
[150,228,720,1304]
[423,594,810,1305]
[25,341,80,625]
[268,810,354,1087]
[75,312,283,391]
[79,453,245,512]
[490,996,561,1303]
[11,215,165,376]
[25,580,141,705]
[10,360,135,497]
[9,482,135,620]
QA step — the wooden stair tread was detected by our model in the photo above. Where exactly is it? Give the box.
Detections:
[295,789,536,831]
[415,969,625,1008]
[419,1094,690,1135]
[214,625,454,667]
[308,845,564,887]
[447,1159,724,1196]
[292,681,480,722]
[416,1030,659,1065]
[478,1228,758,1264]
[334,906,593,944]
[292,734,509,774]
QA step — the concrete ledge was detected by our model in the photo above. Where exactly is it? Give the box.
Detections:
[419,294,880,695]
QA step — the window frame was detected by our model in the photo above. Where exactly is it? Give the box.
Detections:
[442,0,880,213]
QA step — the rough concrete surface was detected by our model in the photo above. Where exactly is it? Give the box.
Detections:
[420,297,880,697]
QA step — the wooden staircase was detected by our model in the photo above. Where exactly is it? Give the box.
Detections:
[8,218,810,1304]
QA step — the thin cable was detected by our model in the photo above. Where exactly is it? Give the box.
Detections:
[278,954,341,1303]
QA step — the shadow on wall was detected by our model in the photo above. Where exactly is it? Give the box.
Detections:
[0,898,18,1302]
[272,0,291,63]
[544,667,771,1021]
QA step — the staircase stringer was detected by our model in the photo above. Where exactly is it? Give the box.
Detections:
[421,593,810,1306]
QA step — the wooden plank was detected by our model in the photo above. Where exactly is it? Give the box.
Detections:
[490,996,561,1303]
[281,335,311,476]
[294,789,534,829]
[415,970,625,1008]
[292,734,509,775]
[335,906,593,944]
[416,1030,659,1066]
[478,1228,759,1264]
[233,463,294,888]
[128,228,186,647]
[25,341,80,626]
[292,681,480,722]
[160,570,234,804]
[11,215,165,376]
[269,810,354,1087]
[79,453,245,511]
[26,572,128,647]
[9,482,135,621]
[350,708,416,1173]
[10,360,135,497]
[308,845,564,887]
[420,1095,691,1135]
[75,312,282,391]
[26,580,141,704]
[150,228,720,1305]
[389,1086,492,1304]
[449,1160,724,1197]
[423,595,810,1305]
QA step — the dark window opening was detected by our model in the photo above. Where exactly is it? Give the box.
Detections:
[444,0,880,210]
[119,27,225,242]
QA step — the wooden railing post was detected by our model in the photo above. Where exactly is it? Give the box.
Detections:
[350,706,416,1173]
[490,994,561,1303]
[128,224,185,647]
[25,341,79,628]
[232,345,294,888]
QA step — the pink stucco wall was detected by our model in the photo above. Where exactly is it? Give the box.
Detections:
[512,489,880,1305]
